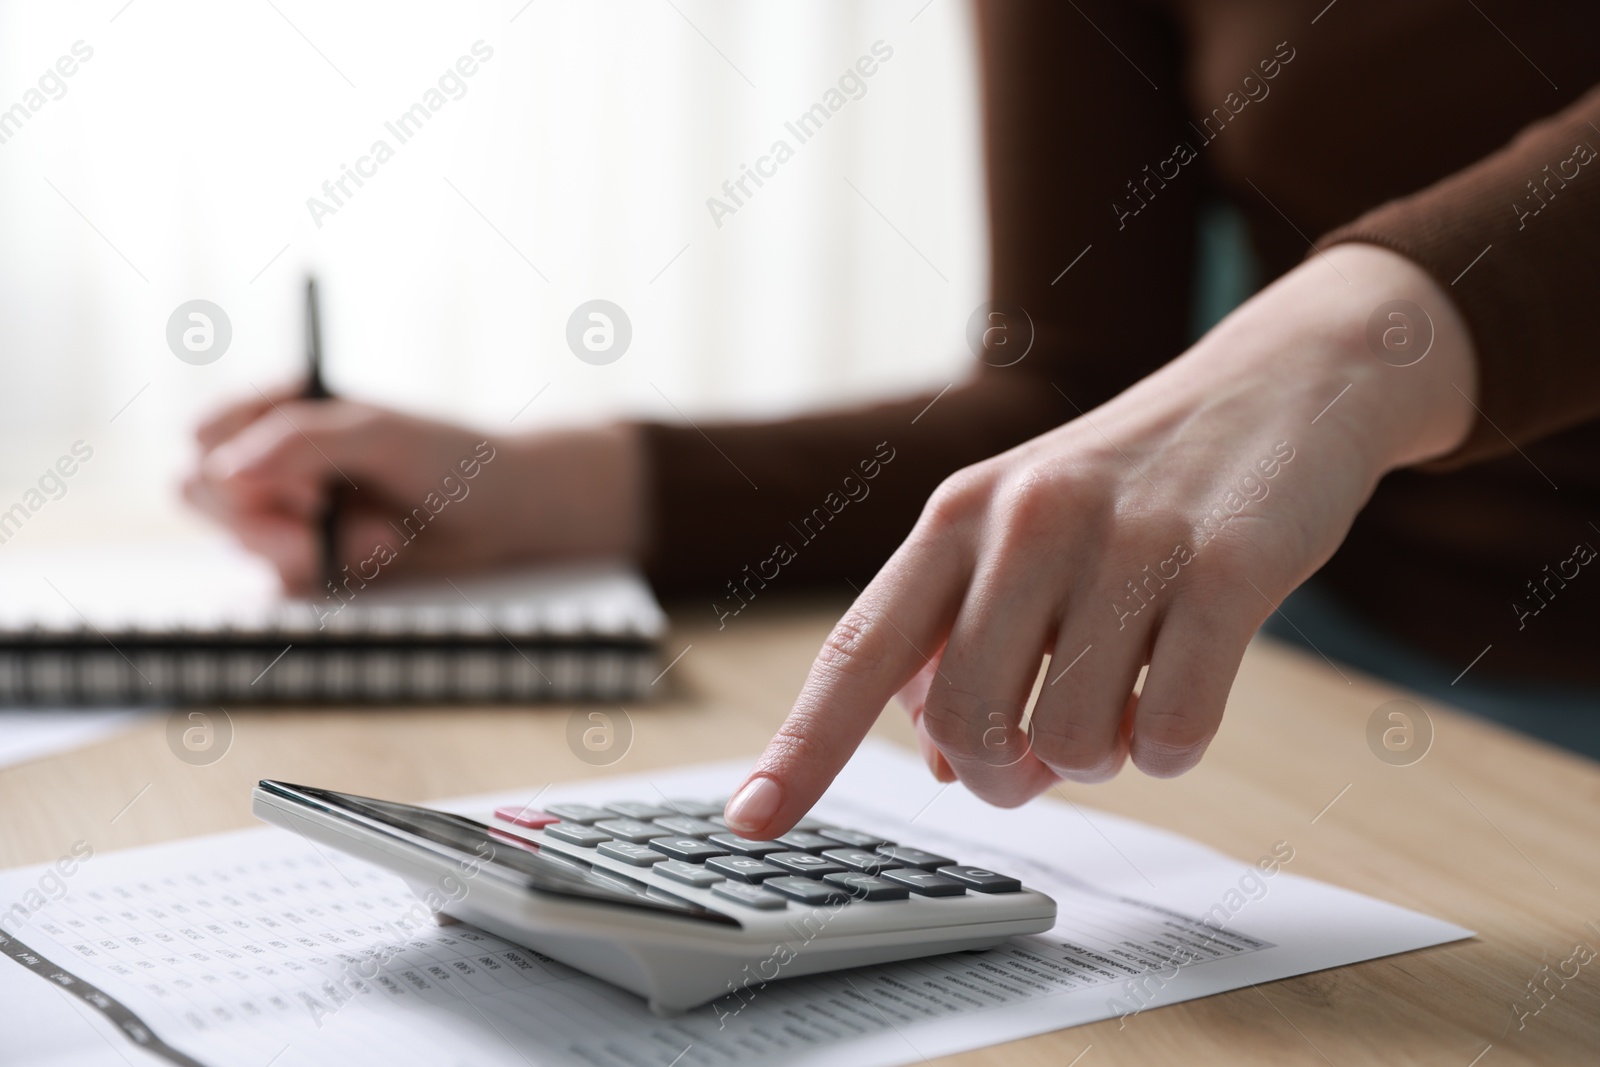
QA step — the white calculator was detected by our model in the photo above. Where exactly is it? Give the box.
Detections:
[252,780,1057,1015]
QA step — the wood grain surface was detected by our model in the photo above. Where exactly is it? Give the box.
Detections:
[2,595,1596,1065]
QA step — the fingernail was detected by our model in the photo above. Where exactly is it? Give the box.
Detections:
[724,776,783,835]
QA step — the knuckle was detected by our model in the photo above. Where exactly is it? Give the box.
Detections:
[921,467,987,531]
[1029,714,1116,772]
[995,471,1056,541]
[1134,707,1214,762]
[812,609,889,682]
[761,713,836,773]
[918,690,984,757]
[991,465,1107,548]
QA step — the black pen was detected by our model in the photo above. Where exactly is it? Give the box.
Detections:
[304,277,341,593]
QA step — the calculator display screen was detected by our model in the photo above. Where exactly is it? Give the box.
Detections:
[258,780,736,924]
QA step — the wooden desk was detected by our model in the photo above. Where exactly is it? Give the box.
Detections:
[2,596,1596,1065]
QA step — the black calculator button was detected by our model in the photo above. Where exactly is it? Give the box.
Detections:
[821,848,894,874]
[543,803,612,824]
[774,831,836,853]
[706,856,784,883]
[649,837,730,863]
[818,828,893,849]
[882,869,966,896]
[823,873,910,901]
[708,834,786,857]
[875,846,956,870]
[765,852,848,877]
[597,841,667,866]
[602,801,675,820]
[712,882,786,910]
[544,824,611,847]
[663,799,723,818]
[593,819,671,843]
[652,815,721,837]
[762,877,852,906]
[655,860,724,887]
[938,865,1022,893]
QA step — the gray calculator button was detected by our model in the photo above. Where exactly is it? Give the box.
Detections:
[938,865,1022,893]
[882,869,965,896]
[706,856,784,883]
[823,873,909,901]
[652,815,722,837]
[598,841,667,866]
[821,848,894,874]
[664,799,723,818]
[708,834,786,857]
[655,860,724,887]
[603,801,674,820]
[791,815,827,832]
[712,882,786,910]
[875,846,955,870]
[818,828,894,849]
[649,837,730,863]
[774,831,836,853]
[762,877,851,906]
[594,818,671,843]
[544,824,611,847]
[544,803,612,824]
[765,852,847,877]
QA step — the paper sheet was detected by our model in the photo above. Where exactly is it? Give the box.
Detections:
[0,709,146,770]
[1,741,1471,1067]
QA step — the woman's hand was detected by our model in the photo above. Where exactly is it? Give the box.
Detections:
[183,391,643,594]
[724,244,1480,836]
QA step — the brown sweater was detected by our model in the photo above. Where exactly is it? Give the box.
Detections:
[642,0,1600,682]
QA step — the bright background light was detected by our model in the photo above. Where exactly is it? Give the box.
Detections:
[0,0,986,546]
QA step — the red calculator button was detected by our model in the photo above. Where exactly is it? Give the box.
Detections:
[494,805,559,829]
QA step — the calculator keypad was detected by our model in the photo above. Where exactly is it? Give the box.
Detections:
[823,873,909,901]
[653,815,723,837]
[492,799,1024,912]
[712,882,786,909]
[544,803,613,824]
[818,827,893,849]
[593,818,670,843]
[875,846,956,870]
[773,831,837,853]
[603,801,675,820]
[765,852,848,877]
[882,869,965,897]
[544,823,612,847]
[707,834,786,857]
[706,856,784,883]
[598,841,667,866]
[763,877,851,906]
[939,865,1023,893]
[648,837,729,863]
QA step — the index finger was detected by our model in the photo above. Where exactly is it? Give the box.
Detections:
[722,530,968,838]
[195,379,306,451]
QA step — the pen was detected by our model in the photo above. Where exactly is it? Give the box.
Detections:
[303,277,341,593]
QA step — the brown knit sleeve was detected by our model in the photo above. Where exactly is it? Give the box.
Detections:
[641,0,1202,602]
[1321,82,1600,468]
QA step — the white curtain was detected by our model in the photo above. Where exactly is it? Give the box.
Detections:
[0,0,985,543]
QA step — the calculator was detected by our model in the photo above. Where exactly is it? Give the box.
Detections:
[252,780,1057,1015]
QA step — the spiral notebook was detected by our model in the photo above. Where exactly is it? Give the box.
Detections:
[0,539,665,705]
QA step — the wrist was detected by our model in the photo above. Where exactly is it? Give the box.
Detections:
[1191,242,1479,482]
[1316,243,1479,472]
[497,423,647,561]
